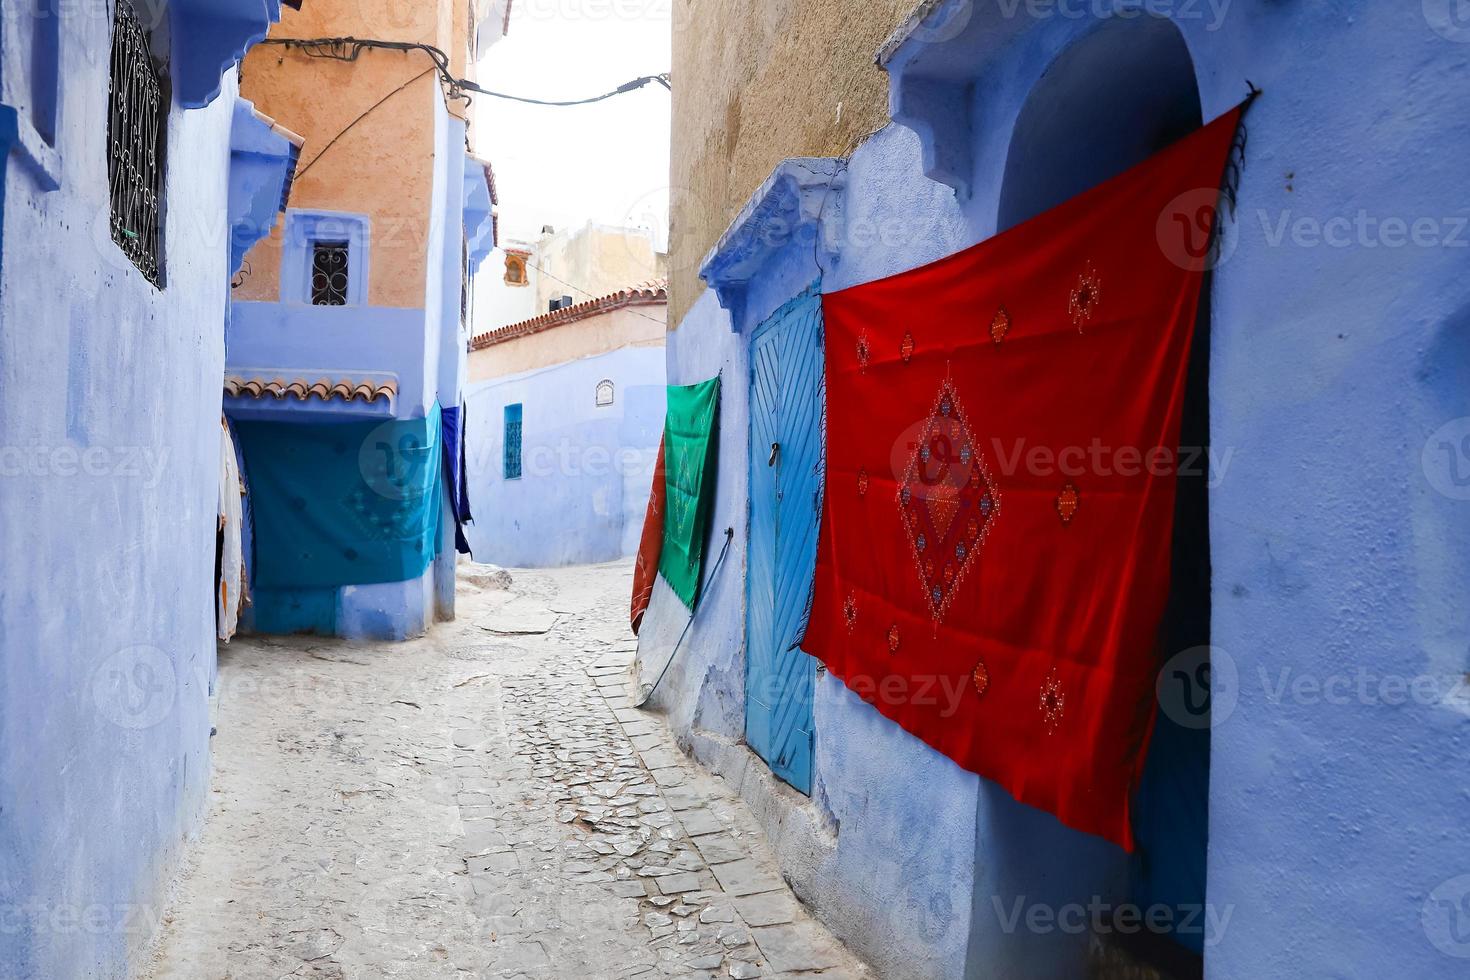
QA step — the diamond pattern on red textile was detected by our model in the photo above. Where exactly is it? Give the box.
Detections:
[897,377,1000,624]
[1056,482,1080,526]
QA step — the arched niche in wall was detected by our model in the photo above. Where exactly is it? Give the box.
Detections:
[995,14,1215,967]
[595,379,615,407]
[996,15,1202,232]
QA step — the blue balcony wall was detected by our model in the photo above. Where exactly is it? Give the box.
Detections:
[227,99,297,275]
[464,346,666,568]
[227,303,431,417]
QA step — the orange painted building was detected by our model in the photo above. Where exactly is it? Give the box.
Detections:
[222,0,505,640]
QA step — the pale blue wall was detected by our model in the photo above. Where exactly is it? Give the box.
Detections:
[0,18,256,980]
[643,4,1470,979]
[227,303,429,414]
[465,345,665,567]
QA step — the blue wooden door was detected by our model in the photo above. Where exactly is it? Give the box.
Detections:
[745,290,823,794]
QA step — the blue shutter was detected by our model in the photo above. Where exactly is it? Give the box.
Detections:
[503,403,522,479]
[745,288,823,794]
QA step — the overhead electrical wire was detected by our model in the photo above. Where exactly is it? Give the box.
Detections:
[259,36,670,107]
[289,66,436,183]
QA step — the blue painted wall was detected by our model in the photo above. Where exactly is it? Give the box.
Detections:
[643,4,1470,979]
[642,278,981,980]
[0,21,265,980]
[464,345,665,567]
[224,92,471,640]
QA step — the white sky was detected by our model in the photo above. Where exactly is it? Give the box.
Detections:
[470,0,672,250]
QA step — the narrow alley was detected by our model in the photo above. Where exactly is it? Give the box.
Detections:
[140,563,867,980]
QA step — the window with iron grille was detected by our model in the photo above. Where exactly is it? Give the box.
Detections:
[310,240,350,305]
[503,404,523,480]
[460,236,470,323]
[107,0,167,288]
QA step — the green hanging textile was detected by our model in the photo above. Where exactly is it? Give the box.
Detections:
[659,376,721,608]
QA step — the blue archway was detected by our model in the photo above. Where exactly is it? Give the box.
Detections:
[998,14,1214,970]
[998,15,1203,231]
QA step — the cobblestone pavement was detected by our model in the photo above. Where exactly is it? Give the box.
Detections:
[141,560,870,980]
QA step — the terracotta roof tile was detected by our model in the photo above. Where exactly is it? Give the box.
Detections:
[224,375,397,405]
[471,279,667,351]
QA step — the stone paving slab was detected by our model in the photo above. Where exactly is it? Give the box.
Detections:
[140,561,868,980]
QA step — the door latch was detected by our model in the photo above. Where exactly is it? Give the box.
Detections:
[768,442,780,467]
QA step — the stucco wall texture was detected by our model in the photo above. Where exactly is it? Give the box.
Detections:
[465,346,666,567]
[668,0,916,326]
[0,61,239,980]
[236,0,474,309]
[651,4,1470,980]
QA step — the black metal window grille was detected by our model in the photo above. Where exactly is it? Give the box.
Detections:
[460,236,470,323]
[107,1,166,288]
[504,404,523,480]
[310,240,350,305]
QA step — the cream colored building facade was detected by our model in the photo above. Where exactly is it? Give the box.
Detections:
[469,282,666,383]
[475,222,669,336]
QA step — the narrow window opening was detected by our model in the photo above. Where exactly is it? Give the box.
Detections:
[503,403,523,479]
[311,240,350,306]
[107,0,167,288]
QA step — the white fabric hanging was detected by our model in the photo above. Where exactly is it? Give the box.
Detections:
[218,418,245,641]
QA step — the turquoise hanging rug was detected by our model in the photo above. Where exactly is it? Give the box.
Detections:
[235,404,444,589]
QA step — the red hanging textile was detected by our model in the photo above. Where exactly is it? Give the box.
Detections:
[804,106,1243,849]
[630,435,667,634]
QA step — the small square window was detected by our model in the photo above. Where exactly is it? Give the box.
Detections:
[311,240,350,306]
[283,211,369,305]
[504,252,528,286]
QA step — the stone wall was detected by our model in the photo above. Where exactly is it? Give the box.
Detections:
[668,0,917,326]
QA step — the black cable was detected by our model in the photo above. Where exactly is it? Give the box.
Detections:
[260,36,670,107]
[521,258,668,330]
[634,527,735,708]
[289,66,435,184]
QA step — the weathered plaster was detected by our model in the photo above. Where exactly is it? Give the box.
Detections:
[0,57,241,980]
[236,59,439,308]
[668,0,918,326]
[469,305,667,383]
